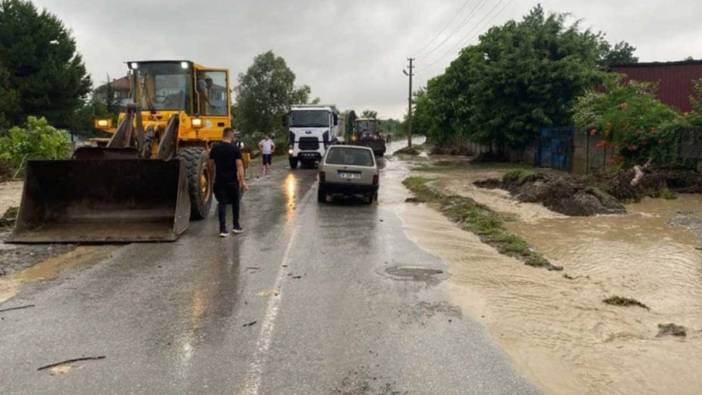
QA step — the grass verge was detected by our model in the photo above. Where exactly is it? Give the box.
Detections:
[403,176,561,271]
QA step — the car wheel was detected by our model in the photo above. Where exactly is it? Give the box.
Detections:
[317,187,326,203]
[364,193,374,205]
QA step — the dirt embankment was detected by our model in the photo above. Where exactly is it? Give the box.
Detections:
[477,170,625,216]
[607,168,702,201]
[476,168,702,217]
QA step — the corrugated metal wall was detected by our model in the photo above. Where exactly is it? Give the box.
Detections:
[612,61,702,112]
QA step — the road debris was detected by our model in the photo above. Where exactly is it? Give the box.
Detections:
[603,296,650,310]
[38,356,106,371]
[243,321,257,328]
[0,304,35,314]
[657,323,687,338]
[257,289,279,297]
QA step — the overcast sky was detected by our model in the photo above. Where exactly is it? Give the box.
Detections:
[32,0,702,119]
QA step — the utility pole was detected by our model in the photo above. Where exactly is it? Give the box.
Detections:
[403,58,415,148]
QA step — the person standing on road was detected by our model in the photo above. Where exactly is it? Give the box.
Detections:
[209,128,249,237]
[232,129,252,180]
[258,134,276,176]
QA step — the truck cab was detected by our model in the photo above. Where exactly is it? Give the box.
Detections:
[286,105,340,169]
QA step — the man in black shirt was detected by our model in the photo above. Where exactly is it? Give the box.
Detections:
[209,128,249,237]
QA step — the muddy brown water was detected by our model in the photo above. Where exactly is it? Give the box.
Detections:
[386,160,702,395]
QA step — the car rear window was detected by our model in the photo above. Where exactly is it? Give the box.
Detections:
[325,148,374,167]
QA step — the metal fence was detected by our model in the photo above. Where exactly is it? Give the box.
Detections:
[536,127,575,171]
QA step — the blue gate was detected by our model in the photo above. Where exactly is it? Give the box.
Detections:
[536,127,574,171]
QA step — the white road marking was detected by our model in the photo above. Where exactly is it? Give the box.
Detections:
[240,188,311,395]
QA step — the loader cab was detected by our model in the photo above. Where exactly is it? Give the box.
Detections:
[125,60,232,143]
[129,61,194,113]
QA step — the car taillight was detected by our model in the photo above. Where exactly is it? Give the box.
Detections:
[319,171,326,183]
[372,174,379,185]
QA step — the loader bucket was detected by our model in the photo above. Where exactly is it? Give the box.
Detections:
[7,159,191,243]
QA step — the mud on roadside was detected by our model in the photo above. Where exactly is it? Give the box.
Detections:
[0,181,76,281]
[392,156,702,395]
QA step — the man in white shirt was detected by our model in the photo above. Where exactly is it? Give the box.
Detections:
[258,135,276,176]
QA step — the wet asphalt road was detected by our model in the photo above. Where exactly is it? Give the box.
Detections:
[0,144,538,394]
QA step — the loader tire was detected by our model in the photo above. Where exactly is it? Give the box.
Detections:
[178,147,213,220]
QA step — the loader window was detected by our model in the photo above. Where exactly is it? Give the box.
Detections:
[197,71,228,116]
[134,63,192,112]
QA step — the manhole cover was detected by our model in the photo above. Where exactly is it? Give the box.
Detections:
[383,265,446,285]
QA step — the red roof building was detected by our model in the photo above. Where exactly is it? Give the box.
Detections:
[611,60,702,113]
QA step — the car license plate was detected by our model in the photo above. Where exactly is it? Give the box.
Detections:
[339,172,361,180]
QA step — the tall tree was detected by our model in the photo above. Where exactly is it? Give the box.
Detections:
[0,0,91,129]
[345,110,357,134]
[233,50,312,136]
[415,5,632,151]
[601,41,639,66]
[104,74,115,114]
[361,110,378,119]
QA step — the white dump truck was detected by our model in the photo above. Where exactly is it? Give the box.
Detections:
[285,104,341,169]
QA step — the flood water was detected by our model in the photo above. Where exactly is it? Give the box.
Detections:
[389,160,702,395]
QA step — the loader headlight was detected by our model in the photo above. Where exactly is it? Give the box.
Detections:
[288,148,294,155]
[192,118,203,128]
[95,119,111,129]
[180,61,189,69]
[129,62,139,70]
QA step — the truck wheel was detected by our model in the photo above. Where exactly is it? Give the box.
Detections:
[364,193,374,205]
[178,147,212,220]
[317,187,326,203]
[289,157,298,169]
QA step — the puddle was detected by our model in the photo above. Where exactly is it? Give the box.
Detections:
[387,158,702,395]
[0,246,117,304]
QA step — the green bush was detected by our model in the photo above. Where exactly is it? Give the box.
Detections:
[573,75,682,167]
[0,116,72,172]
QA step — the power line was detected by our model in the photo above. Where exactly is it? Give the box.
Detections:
[420,0,514,72]
[418,0,490,60]
[414,0,475,56]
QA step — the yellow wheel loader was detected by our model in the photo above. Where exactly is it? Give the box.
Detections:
[9,60,232,243]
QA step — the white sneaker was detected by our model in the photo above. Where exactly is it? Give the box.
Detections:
[219,232,229,238]
[231,227,244,234]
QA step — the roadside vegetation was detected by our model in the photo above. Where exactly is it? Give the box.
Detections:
[0,0,107,179]
[403,176,561,271]
[0,116,72,179]
[412,5,637,154]
[232,50,319,154]
[409,5,702,181]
